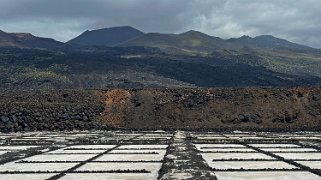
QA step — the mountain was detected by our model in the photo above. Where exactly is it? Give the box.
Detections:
[0,30,22,47]
[120,30,233,53]
[62,26,317,53]
[67,26,144,46]
[10,33,63,48]
[228,35,314,51]
[0,30,63,48]
[178,30,227,49]
[119,33,181,47]
[1,26,321,89]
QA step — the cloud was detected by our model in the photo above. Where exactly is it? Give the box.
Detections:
[0,0,320,48]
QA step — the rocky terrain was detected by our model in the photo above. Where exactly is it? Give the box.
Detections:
[0,87,320,132]
[0,90,106,132]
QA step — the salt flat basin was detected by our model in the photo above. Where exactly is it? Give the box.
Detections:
[0,162,77,172]
[208,161,298,170]
[0,146,38,150]
[21,154,97,162]
[295,161,321,169]
[75,162,162,172]
[199,148,256,152]
[48,148,106,154]
[275,153,321,160]
[194,144,246,149]
[0,174,58,180]
[65,145,116,149]
[60,173,160,180]
[214,171,321,180]
[201,152,276,160]
[109,149,166,154]
[260,148,318,152]
[117,145,168,149]
[95,153,165,161]
[0,151,8,155]
[249,144,300,148]
[196,137,229,140]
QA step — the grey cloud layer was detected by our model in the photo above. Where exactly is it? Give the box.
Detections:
[0,0,320,48]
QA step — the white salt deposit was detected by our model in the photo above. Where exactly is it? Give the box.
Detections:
[201,153,275,160]
[214,171,321,180]
[0,162,77,172]
[196,137,229,140]
[194,144,246,150]
[22,154,96,162]
[118,145,168,149]
[275,153,321,160]
[0,174,57,180]
[208,161,297,170]
[249,144,300,148]
[260,148,318,152]
[199,148,256,152]
[47,149,105,154]
[110,149,166,155]
[75,162,162,172]
[229,137,267,140]
[60,173,159,180]
[96,153,165,161]
[21,137,49,139]
[66,145,116,149]
[295,161,321,169]
[0,151,8,155]
[0,146,38,150]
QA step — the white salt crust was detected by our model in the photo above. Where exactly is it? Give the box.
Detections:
[60,173,160,180]
[208,161,297,170]
[0,174,57,180]
[275,153,321,160]
[201,152,276,160]
[22,154,96,162]
[214,171,321,180]
[0,162,77,172]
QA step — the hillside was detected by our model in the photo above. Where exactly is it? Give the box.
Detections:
[0,30,22,47]
[1,26,321,89]
[228,35,314,51]
[67,26,144,46]
[0,30,63,48]
[119,31,230,53]
[10,33,63,48]
[0,47,320,90]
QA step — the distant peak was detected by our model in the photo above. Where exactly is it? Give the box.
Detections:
[181,30,205,35]
[254,35,277,39]
[239,35,252,39]
[184,30,201,33]
[10,32,33,37]
[179,30,212,38]
[88,26,140,32]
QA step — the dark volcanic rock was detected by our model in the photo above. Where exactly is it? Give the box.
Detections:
[0,90,106,132]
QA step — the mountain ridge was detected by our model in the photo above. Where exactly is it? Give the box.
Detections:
[0,26,317,51]
[0,30,63,48]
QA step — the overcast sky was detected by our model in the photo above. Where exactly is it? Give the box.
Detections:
[0,0,320,48]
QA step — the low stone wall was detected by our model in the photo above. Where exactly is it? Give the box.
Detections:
[0,90,106,132]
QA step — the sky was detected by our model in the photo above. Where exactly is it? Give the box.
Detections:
[0,0,320,48]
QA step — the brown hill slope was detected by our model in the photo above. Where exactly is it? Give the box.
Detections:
[0,30,21,47]
[0,30,63,48]
[99,88,321,131]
